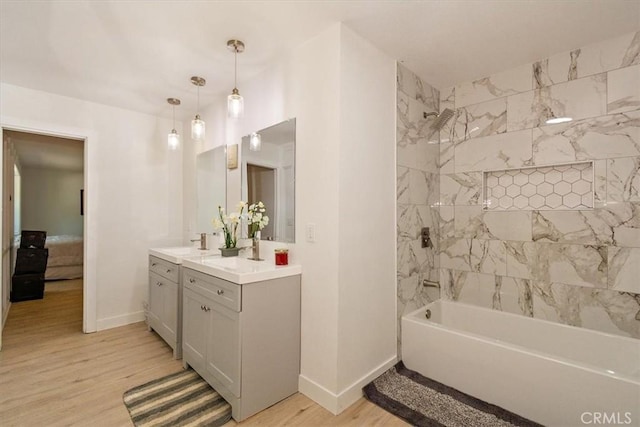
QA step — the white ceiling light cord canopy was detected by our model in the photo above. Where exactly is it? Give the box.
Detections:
[167,97,181,150]
[227,39,245,119]
[191,76,206,142]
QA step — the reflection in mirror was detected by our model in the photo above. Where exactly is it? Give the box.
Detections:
[196,145,226,234]
[241,118,295,243]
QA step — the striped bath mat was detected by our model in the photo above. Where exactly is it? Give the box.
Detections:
[123,369,232,427]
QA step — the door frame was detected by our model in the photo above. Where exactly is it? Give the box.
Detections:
[0,119,97,345]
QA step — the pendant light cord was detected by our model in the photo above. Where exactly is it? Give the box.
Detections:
[234,46,238,89]
[172,104,176,130]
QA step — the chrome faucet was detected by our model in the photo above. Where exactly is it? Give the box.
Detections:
[422,279,439,288]
[190,233,207,250]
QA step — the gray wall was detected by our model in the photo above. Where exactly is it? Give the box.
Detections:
[22,167,84,236]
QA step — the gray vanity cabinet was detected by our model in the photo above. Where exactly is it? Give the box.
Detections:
[182,267,300,422]
[182,285,241,397]
[148,255,182,359]
[206,299,241,396]
[182,287,208,368]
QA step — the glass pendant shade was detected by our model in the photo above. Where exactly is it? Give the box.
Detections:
[190,76,206,141]
[191,115,205,141]
[228,89,244,119]
[226,40,245,119]
[166,98,181,150]
[168,129,181,150]
[249,132,261,151]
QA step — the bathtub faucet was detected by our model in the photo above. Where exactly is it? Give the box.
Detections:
[422,279,439,288]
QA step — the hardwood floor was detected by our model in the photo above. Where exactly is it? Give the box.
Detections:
[0,280,407,426]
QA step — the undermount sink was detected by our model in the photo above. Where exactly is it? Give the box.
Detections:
[182,256,301,284]
[149,246,218,264]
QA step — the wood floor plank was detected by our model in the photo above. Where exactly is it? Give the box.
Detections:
[0,280,407,426]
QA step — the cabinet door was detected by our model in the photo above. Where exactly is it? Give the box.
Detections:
[160,279,178,344]
[148,272,163,327]
[183,288,209,370]
[206,301,241,397]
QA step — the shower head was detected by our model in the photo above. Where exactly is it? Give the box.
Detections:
[429,108,455,131]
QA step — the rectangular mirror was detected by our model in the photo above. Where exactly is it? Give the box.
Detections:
[241,118,295,243]
[197,145,226,234]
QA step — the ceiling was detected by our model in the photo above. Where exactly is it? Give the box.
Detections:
[1,1,638,119]
[7,131,84,172]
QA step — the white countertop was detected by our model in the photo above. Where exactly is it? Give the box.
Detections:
[182,256,301,284]
[149,246,218,264]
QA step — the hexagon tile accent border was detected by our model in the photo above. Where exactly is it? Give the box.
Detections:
[483,161,594,210]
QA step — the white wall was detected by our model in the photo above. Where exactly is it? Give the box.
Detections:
[190,23,397,413]
[230,24,344,403]
[21,167,84,236]
[0,83,184,331]
[336,25,397,401]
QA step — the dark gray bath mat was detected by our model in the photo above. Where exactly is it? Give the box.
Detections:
[363,362,543,427]
[123,369,232,427]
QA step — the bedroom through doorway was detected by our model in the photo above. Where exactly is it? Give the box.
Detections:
[2,130,85,337]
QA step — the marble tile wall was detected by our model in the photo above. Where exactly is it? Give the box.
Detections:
[439,30,640,339]
[397,63,440,355]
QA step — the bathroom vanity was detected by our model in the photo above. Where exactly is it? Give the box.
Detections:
[147,247,216,359]
[181,256,301,421]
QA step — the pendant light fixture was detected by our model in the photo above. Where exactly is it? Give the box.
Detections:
[190,76,206,141]
[167,98,181,150]
[227,39,245,119]
[249,132,261,151]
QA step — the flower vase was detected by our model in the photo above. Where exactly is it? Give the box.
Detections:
[220,247,240,257]
[250,236,263,261]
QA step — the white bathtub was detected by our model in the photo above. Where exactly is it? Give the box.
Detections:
[402,300,640,427]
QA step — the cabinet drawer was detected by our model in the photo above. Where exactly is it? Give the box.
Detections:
[183,268,241,312]
[149,255,179,283]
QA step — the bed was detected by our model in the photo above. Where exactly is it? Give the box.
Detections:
[44,235,83,280]
[14,235,83,280]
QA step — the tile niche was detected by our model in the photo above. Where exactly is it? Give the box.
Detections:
[484,162,594,211]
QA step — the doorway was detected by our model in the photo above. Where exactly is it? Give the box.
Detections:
[246,163,276,240]
[1,128,88,347]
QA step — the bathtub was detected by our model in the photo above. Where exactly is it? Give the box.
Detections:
[401,300,640,426]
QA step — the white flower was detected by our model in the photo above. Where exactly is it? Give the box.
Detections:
[212,217,223,229]
[262,215,269,226]
[237,201,246,210]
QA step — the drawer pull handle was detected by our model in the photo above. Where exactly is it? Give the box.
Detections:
[204,306,211,312]
[216,289,224,296]
[189,278,196,283]
[151,263,157,266]
[200,305,205,310]
[157,281,162,286]
[166,269,172,273]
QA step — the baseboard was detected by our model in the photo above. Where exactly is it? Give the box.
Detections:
[298,375,341,415]
[299,354,398,415]
[96,310,145,331]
